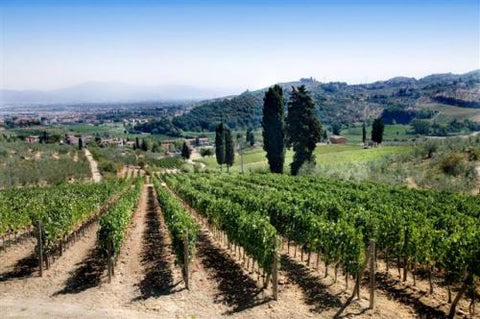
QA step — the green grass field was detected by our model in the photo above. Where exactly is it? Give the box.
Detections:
[340,124,413,143]
[196,144,412,172]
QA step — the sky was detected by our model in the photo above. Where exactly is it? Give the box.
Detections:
[0,0,479,94]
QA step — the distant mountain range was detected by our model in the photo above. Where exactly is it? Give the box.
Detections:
[172,70,480,131]
[0,82,236,105]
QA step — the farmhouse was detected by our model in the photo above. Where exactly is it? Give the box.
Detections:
[186,137,211,147]
[65,135,79,145]
[161,140,176,151]
[25,135,40,144]
[330,135,347,144]
[101,138,124,147]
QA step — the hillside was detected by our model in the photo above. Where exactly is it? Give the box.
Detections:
[173,70,480,131]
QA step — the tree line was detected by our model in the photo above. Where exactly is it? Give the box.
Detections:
[213,84,385,175]
[261,85,385,175]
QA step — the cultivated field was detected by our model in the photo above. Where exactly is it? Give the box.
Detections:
[1,173,478,318]
[0,141,91,187]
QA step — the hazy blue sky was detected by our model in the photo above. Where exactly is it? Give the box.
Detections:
[0,0,479,93]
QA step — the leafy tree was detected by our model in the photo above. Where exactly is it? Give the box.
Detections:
[322,130,328,142]
[225,127,235,172]
[151,142,161,153]
[286,85,322,175]
[412,119,432,135]
[78,138,83,150]
[331,122,341,135]
[181,141,191,160]
[362,122,367,144]
[200,148,213,157]
[262,85,286,173]
[132,117,182,136]
[91,136,101,148]
[215,123,226,170]
[371,118,385,144]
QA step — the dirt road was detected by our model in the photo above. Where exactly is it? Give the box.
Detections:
[84,148,102,182]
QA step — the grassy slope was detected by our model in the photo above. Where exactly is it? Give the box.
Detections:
[197,144,411,172]
[340,124,412,143]
[417,103,480,124]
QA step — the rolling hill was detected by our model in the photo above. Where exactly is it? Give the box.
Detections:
[173,70,480,131]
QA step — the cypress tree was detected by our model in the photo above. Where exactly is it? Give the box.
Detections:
[371,118,385,144]
[246,128,255,147]
[362,122,367,144]
[237,133,245,174]
[225,127,235,172]
[181,141,191,160]
[286,85,322,175]
[135,137,140,149]
[78,138,83,150]
[262,85,285,173]
[141,139,148,151]
[215,123,226,170]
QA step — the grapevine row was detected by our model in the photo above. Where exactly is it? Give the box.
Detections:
[97,178,143,259]
[162,174,280,274]
[166,173,364,277]
[166,173,479,315]
[0,180,131,251]
[152,177,199,267]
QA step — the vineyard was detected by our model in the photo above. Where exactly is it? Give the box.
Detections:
[162,173,480,318]
[1,173,479,318]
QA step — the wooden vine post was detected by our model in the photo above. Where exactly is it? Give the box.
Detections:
[184,229,190,290]
[272,237,279,301]
[369,239,376,310]
[107,239,113,283]
[35,220,44,277]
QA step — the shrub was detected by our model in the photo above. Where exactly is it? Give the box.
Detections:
[466,147,480,161]
[138,159,146,169]
[424,140,439,158]
[99,160,118,174]
[440,153,465,176]
[200,148,213,157]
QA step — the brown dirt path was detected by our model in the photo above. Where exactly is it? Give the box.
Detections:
[0,237,37,281]
[0,221,103,306]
